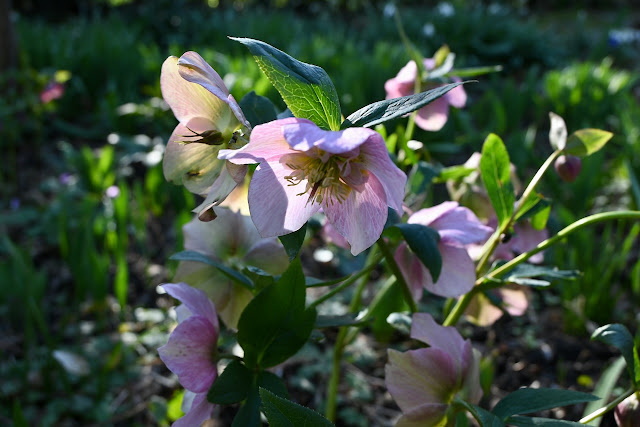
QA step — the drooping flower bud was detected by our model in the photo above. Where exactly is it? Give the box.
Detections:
[554,155,582,182]
[615,392,640,427]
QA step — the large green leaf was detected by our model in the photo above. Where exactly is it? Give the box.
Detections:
[232,387,261,427]
[502,264,581,287]
[237,258,317,368]
[564,129,613,157]
[239,91,278,128]
[232,37,341,131]
[492,388,599,419]
[392,223,442,282]
[592,323,640,385]
[341,82,469,129]
[480,133,514,229]
[259,388,334,427]
[207,360,253,404]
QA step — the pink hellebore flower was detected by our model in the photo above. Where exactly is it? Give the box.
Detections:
[161,51,251,220]
[174,208,289,329]
[220,118,407,256]
[158,283,219,427]
[386,313,482,427]
[493,220,548,264]
[395,201,492,300]
[384,59,466,132]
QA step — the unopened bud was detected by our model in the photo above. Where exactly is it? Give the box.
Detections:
[554,155,582,182]
[615,392,640,427]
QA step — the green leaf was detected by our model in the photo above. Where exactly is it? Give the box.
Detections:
[242,266,276,291]
[455,400,505,427]
[564,129,614,157]
[232,37,341,131]
[232,387,261,427]
[502,264,581,287]
[170,250,253,290]
[393,223,442,282]
[259,388,334,427]
[480,133,515,229]
[341,82,471,129]
[492,388,599,419]
[237,258,317,368]
[257,371,289,399]
[435,165,475,182]
[278,224,307,262]
[208,360,253,404]
[592,323,640,385]
[506,416,585,426]
[239,91,278,127]
[531,204,551,231]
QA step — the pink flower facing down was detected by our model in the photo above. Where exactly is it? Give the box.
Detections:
[384,59,467,132]
[220,118,407,255]
[161,51,251,220]
[493,219,548,264]
[158,283,219,427]
[386,313,482,426]
[174,208,289,329]
[395,201,493,300]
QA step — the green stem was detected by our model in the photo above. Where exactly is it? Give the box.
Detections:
[309,253,383,310]
[377,238,418,313]
[579,388,635,424]
[444,210,640,326]
[325,248,379,421]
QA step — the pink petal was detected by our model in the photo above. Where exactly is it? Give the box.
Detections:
[283,121,376,154]
[358,132,407,213]
[423,242,476,298]
[500,288,529,316]
[173,263,250,330]
[394,243,426,302]
[429,205,493,245]
[323,172,388,255]
[510,222,548,264]
[384,60,417,99]
[386,348,458,412]
[323,219,350,250]
[220,118,301,164]
[410,313,467,369]
[415,97,449,131]
[192,164,248,220]
[247,160,320,237]
[160,56,230,126]
[464,292,504,326]
[408,202,459,228]
[163,123,226,195]
[445,79,467,108]
[162,283,218,328]
[177,51,251,130]
[158,315,218,393]
[173,392,214,427]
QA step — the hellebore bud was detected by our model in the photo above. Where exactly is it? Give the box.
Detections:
[554,155,582,182]
[615,392,640,427]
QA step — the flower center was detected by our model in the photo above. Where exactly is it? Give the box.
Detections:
[283,152,361,206]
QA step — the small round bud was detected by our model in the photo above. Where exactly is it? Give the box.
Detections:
[615,392,640,427]
[554,155,582,182]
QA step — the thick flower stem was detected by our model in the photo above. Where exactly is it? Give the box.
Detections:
[444,210,640,327]
[579,387,635,424]
[377,238,418,313]
[325,248,380,421]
